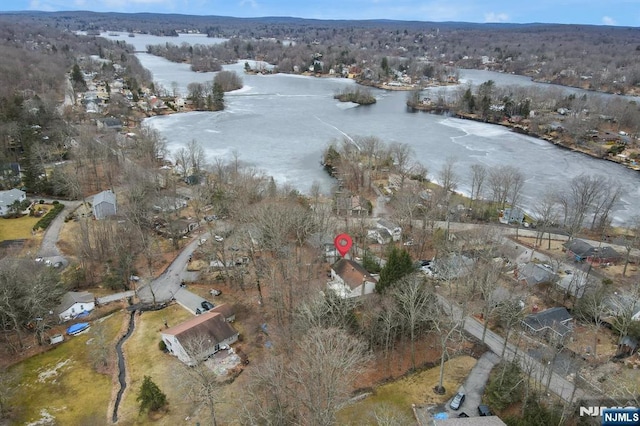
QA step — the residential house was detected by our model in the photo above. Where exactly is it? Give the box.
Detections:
[55,291,95,322]
[211,303,236,322]
[522,307,573,343]
[602,291,640,327]
[431,254,475,280]
[0,188,26,216]
[368,227,393,245]
[555,270,593,299]
[327,258,377,298]
[168,219,199,237]
[377,219,402,242]
[153,196,188,213]
[499,207,525,225]
[161,310,239,365]
[92,189,117,220]
[516,262,558,287]
[97,117,123,132]
[335,195,369,216]
[563,239,621,265]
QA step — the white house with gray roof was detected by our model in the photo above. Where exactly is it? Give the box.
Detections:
[0,188,26,216]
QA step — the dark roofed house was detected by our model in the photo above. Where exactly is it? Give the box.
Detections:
[563,239,621,266]
[328,258,377,298]
[522,307,573,343]
[161,310,239,365]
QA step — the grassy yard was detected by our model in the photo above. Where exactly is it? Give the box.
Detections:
[118,304,195,425]
[9,310,127,425]
[337,355,477,425]
[0,205,52,241]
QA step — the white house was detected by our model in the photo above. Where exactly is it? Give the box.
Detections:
[55,291,95,322]
[0,188,26,216]
[327,258,377,299]
[92,189,117,219]
[161,309,239,365]
[376,219,402,242]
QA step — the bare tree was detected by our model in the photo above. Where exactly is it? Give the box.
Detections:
[392,274,436,369]
[389,142,415,189]
[469,163,487,208]
[621,216,640,277]
[574,285,610,358]
[175,334,224,426]
[288,327,371,426]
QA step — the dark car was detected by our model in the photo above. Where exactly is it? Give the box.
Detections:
[201,301,215,311]
[478,404,492,416]
[450,392,465,410]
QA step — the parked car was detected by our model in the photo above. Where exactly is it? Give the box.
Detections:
[214,235,224,242]
[201,301,215,311]
[210,289,222,296]
[478,404,492,416]
[450,392,465,410]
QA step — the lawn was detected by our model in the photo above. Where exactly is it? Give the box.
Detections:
[118,304,194,425]
[9,310,127,425]
[0,206,51,241]
[337,355,477,425]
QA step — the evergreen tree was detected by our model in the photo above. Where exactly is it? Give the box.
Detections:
[377,246,414,293]
[212,82,224,111]
[70,64,86,89]
[137,376,167,413]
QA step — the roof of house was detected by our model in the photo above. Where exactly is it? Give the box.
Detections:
[332,258,377,290]
[0,188,25,207]
[518,262,558,286]
[377,218,399,230]
[162,311,237,344]
[523,307,572,335]
[93,189,116,206]
[210,303,235,320]
[433,416,507,426]
[563,239,621,260]
[433,416,506,426]
[56,291,94,314]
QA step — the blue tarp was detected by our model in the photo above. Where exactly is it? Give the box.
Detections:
[75,311,91,318]
[433,412,448,419]
[66,322,89,335]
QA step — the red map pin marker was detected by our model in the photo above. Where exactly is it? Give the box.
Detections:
[334,233,353,258]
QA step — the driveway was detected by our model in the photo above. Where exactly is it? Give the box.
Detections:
[444,351,500,418]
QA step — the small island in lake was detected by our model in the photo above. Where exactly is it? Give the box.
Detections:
[333,87,376,105]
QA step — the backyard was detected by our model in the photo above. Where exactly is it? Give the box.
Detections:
[0,203,51,241]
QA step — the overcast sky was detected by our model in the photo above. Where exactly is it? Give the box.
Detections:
[5,0,640,27]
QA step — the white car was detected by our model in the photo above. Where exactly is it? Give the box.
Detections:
[214,235,224,242]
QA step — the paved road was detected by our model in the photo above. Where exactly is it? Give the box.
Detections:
[96,291,135,305]
[36,198,82,258]
[137,231,211,306]
[438,294,595,404]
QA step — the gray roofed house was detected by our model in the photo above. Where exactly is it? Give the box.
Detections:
[0,188,26,216]
[517,262,558,287]
[522,307,573,342]
[92,189,116,219]
[55,291,95,322]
